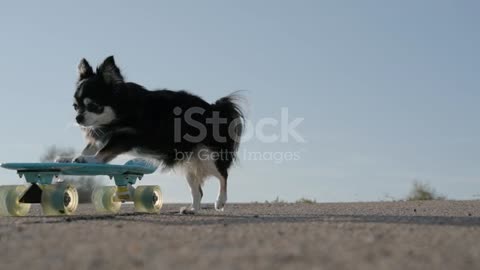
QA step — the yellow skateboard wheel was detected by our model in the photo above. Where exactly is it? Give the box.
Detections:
[91,186,121,214]
[134,186,162,213]
[0,185,31,216]
[41,184,79,216]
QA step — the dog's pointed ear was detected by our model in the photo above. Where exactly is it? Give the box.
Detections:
[97,56,124,85]
[78,58,94,81]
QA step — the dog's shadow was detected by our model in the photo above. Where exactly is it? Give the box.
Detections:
[16,209,480,227]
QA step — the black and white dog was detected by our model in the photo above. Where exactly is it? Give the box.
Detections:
[71,56,244,213]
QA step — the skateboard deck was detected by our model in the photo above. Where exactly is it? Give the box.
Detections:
[0,159,158,176]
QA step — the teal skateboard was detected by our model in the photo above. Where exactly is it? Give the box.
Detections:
[0,159,162,216]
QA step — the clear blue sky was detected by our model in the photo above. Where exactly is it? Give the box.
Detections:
[0,1,479,202]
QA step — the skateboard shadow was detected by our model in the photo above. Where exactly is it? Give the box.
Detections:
[18,212,480,227]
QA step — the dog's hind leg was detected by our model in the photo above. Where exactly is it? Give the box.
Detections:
[214,169,228,211]
[181,173,203,214]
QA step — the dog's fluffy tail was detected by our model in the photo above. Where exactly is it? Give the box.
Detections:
[212,91,246,161]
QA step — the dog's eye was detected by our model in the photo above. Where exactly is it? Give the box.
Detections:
[86,103,101,112]
[73,104,78,111]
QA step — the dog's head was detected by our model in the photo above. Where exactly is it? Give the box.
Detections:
[73,56,123,127]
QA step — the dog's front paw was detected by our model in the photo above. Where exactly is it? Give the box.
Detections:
[55,156,74,163]
[215,193,227,211]
[73,156,101,164]
[179,206,196,215]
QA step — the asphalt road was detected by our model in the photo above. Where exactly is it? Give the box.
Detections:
[1,201,480,270]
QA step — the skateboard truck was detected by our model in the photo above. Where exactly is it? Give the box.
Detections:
[110,173,143,202]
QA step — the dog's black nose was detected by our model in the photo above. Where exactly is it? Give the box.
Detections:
[76,115,84,124]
